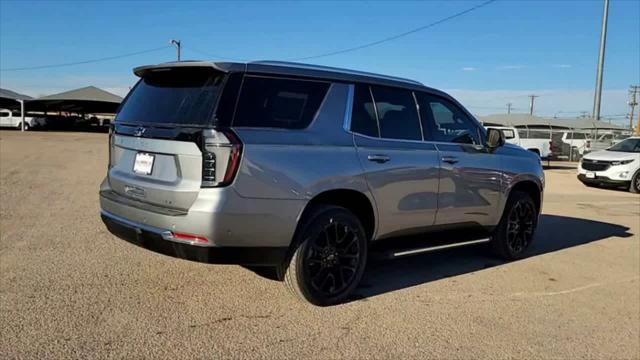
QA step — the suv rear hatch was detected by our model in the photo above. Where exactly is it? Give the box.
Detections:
[107,66,241,213]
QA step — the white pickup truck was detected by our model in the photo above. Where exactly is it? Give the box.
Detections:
[485,125,552,158]
[0,108,46,130]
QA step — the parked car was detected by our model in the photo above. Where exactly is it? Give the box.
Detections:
[100,61,545,305]
[0,108,46,130]
[578,136,640,193]
[561,131,591,156]
[584,132,617,154]
[485,125,551,159]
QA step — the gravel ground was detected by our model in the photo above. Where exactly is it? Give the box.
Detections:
[1,131,639,359]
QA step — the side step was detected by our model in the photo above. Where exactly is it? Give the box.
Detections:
[391,238,491,258]
[371,236,492,260]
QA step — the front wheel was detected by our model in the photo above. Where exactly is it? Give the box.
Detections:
[279,205,368,306]
[491,191,538,260]
[18,122,30,131]
[630,171,640,194]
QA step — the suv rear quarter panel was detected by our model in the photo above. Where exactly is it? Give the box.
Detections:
[231,82,375,212]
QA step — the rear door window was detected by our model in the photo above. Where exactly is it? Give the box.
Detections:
[370,86,422,141]
[350,84,379,137]
[233,76,329,129]
[116,67,225,126]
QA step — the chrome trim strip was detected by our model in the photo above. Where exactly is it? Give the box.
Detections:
[412,91,425,141]
[101,210,213,247]
[342,84,355,132]
[368,86,382,137]
[392,238,491,258]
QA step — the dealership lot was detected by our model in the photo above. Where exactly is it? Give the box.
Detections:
[1,131,638,359]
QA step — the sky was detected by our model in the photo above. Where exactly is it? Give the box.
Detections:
[0,0,639,124]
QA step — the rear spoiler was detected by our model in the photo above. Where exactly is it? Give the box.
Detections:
[133,61,246,78]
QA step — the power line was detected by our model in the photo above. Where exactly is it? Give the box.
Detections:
[0,46,171,72]
[291,0,498,61]
[182,46,248,62]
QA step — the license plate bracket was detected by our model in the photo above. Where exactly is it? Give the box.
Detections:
[133,152,155,175]
[586,172,596,179]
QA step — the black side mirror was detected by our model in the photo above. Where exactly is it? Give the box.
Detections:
[486,128,506,149]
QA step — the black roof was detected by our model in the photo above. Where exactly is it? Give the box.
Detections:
[133,60,446,95]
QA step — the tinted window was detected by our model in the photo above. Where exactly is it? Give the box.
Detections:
[517,128,529,138]
[116,67,225,126]
[417,94,479,144]
[528,130,551,139]
[0,112,9,118]
[371,86,422,141]
[350,85,379,137]
[233,76,329,129]
[567,132,587,139]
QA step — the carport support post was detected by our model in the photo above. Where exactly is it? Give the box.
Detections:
[19,100,25,132]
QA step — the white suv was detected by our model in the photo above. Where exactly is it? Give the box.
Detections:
[578,136,640,193]
[0,108,45,130]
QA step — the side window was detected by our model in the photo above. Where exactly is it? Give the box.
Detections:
[233,76,329,129]
[417,94,479,144]
[502,129,516,139]
[0,112,9,118]
[370,86,422,141]
[350,85,379,137]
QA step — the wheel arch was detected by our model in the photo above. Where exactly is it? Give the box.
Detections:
[507,180,542,214]
[297,189,377,243]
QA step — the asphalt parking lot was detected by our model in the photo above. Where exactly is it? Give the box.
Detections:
[1,130,639,359]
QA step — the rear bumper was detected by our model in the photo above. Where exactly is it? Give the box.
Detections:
[101,210,287,265]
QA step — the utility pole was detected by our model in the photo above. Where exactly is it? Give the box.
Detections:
[528,95,539,115]
[170,39,181,61]
[592,0,609,120]
[507,103,512,114]
[628,85,639,132]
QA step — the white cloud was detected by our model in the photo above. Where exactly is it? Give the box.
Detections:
[552,64,572,68]
[461,67,477,72]
[498,65,526,70]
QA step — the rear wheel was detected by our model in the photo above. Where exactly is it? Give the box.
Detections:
[630,171,640,194]
[279,205,368,306]
[491,191,537,260]
[18,122,30,131]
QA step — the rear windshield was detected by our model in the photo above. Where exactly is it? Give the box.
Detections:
[116,67,225,126]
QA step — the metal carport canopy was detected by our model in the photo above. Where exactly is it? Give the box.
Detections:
[0,88,33,110]
[26,86,123,114]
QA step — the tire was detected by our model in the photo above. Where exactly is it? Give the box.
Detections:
[491,191,537,260]
[630,171,640,194]
[278,205,368,306]
[17,122,30,131]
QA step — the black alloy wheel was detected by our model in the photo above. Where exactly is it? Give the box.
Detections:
[280,205,368,306]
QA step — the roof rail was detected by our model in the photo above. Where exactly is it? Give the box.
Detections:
[250,61,423,86]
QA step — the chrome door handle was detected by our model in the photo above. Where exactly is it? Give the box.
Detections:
[442,156,459,164]
[367,154,390,163]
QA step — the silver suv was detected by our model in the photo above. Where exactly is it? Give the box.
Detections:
[100,61,544,305]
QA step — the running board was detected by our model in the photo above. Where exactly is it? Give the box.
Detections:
[389,237,491,259]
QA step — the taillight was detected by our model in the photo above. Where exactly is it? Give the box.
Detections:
[586,140,591,149]
[201,129,243,187]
